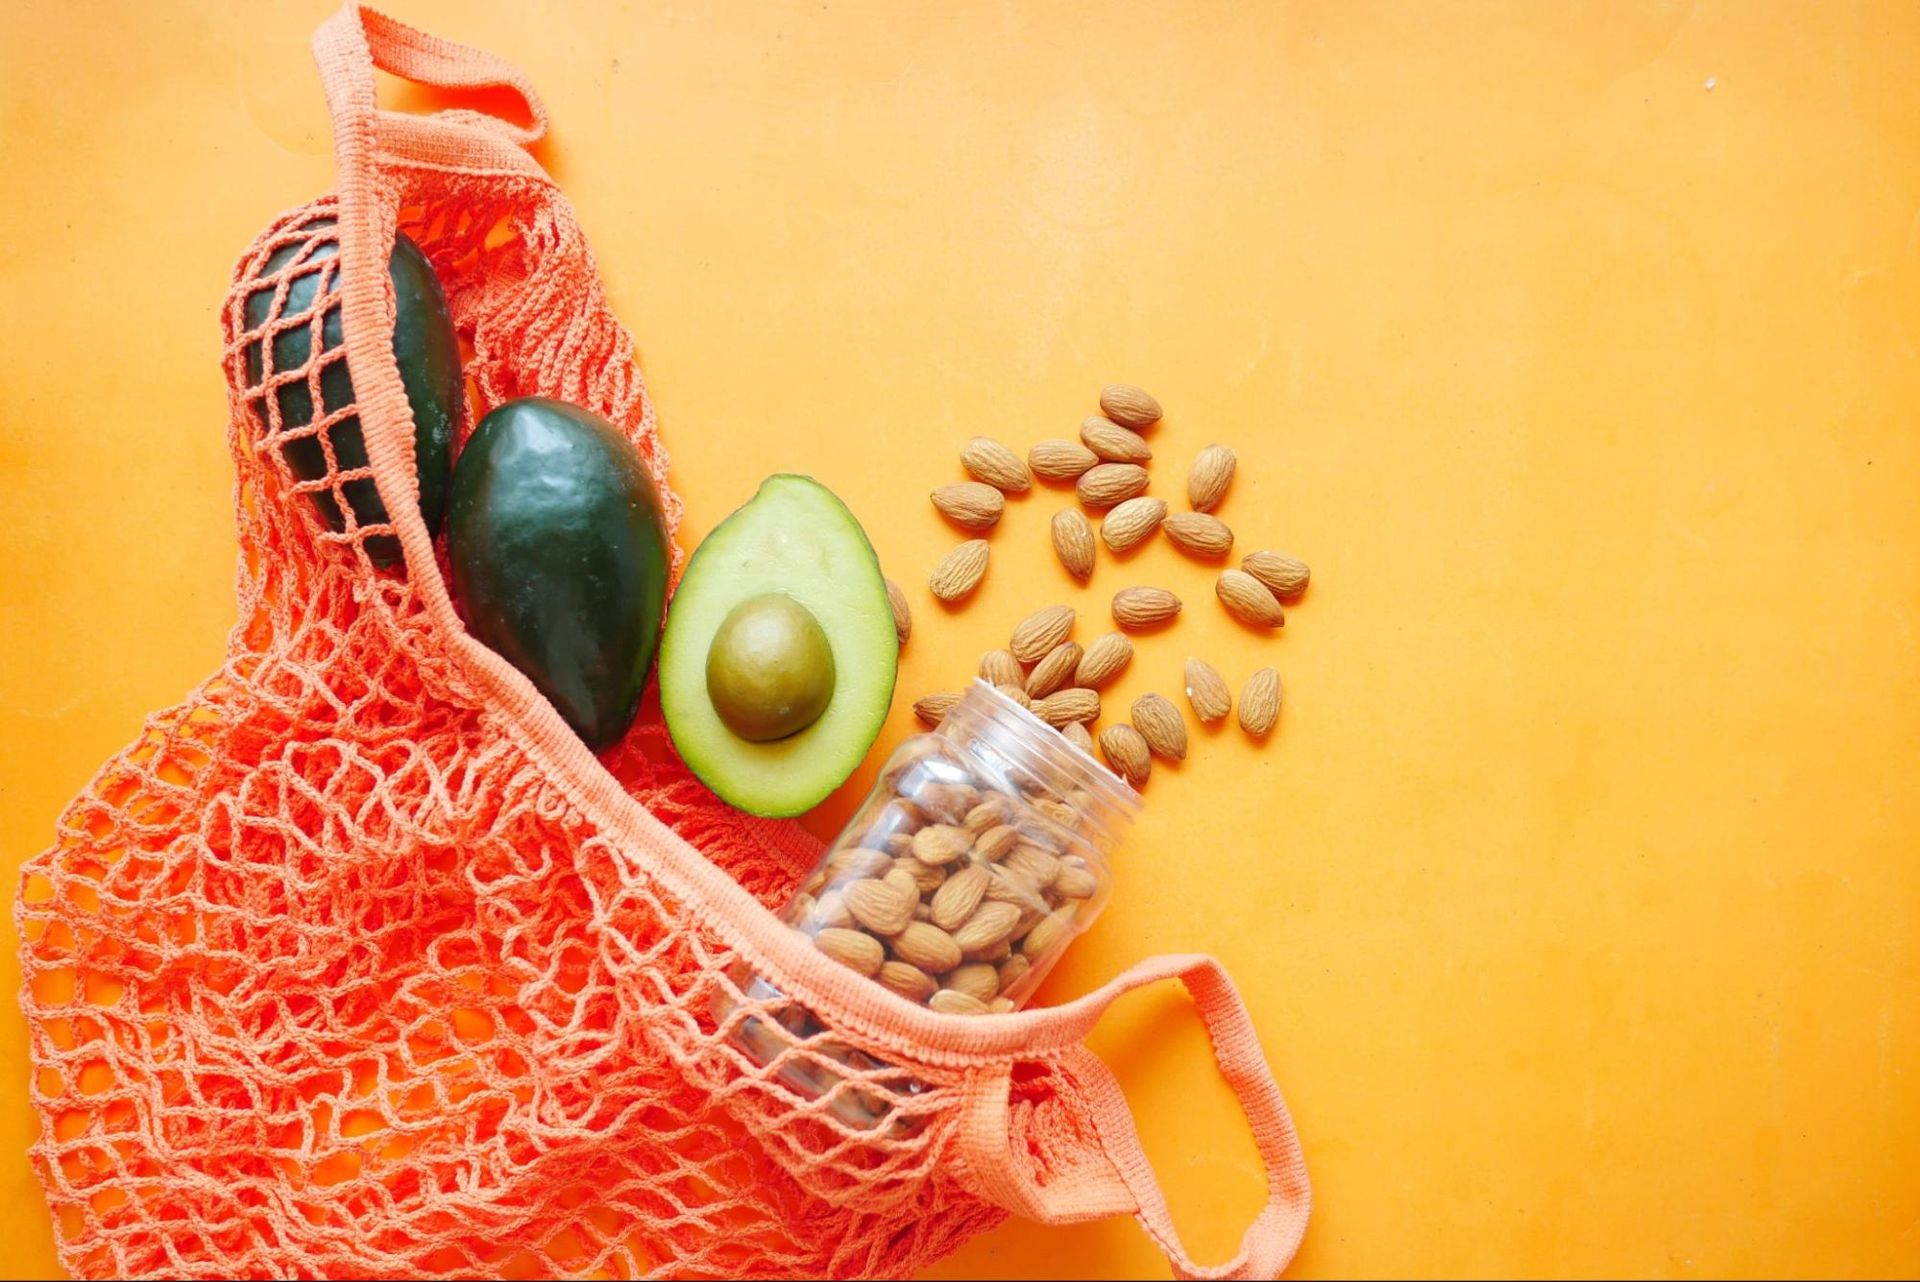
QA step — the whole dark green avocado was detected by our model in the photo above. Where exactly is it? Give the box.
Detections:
[242,218,463,567]
[447,397,671,751]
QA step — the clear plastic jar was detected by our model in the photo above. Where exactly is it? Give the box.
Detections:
[725,681,1140,1127]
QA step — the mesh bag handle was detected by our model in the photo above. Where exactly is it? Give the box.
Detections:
[962,954,1312,1280]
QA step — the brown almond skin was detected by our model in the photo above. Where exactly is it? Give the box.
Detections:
[885,578,912,645]
[1025,641,1084,698]
[1163,511,1234,559]
[1112,586,1182,630]
[1131,693,1188,762]
[1183,657,1232,722]
[1075,631,1134,687]
[1243,550,1311,599]
[1100,496,1168,553]
[1098,724,1151,785]
[1081,415,1153,463]
[1051,508,1096,580]
[930,481,1005,531]
[1076,463,1151,509]
[1240,667,1282,736]
[1010,605,1075,663]
[1029,438,1099,481]
[1216,569,1285,628]
[1187,444,1237,511]
[979,648,1024,688]
[913,691,961,726]
[1100,383,1163,430]
[961,436,1033,493]
[929,540,989,602]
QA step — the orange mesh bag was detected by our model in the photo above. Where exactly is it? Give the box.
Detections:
[13,5,1310,1278]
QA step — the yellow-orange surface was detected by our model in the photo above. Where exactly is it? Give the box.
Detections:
[3,1,1918,1277]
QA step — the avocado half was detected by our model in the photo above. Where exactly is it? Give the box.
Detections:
[659,475,899,817]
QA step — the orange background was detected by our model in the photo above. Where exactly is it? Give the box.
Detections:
[3,1,1919,1277]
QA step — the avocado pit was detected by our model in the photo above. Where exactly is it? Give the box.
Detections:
[705,592,837,741]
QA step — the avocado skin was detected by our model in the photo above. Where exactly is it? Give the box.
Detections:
[447,397,671,751]
[242,221,462,567]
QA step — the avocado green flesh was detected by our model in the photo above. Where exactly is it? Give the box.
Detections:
[448,397,672,752]
[705,593,837,742]
[242,220,462,567]
[661,475,898,817]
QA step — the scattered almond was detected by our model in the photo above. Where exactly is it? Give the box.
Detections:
[815,927,884,976]
[1099,383,1162,430]
[1187,444,1236,511]
[1130,693,1188,763]
[1032,687,1100,727]
[1111,586,1182,630]
[1025,641,1084,698]
[1183,658,1232,722]
[1061,720,1095,754]
[1239,667,1282,737]
[1216,569,1285,628]
[912,691,960,726]
[885,577,912,645]
[892,921,963,973]
[929,539,989,602]
[1098,724,1151,785]
[961,436,1032,493]
[1029,438,1099,481]
[931,481,1004,531]
[1077,463,1151,509]
[1162,511,1234,559]
[1050,508,1096,581]
[1081,415,1152,463]
[979,649,1024,688]
[1074,631,1133,687]
[1010,605,1075,663]
[1100,496,1167,553]
[1242,550,1310,599]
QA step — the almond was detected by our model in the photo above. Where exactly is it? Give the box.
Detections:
[960,435,1032,492]
[1080,415,1152,463]
[912,691,961,727]
[815,927,884,976]
[963,795,1014,835]
[1025,641,1084,698]
[1032,687,1100,727]
[1100,496,1167,553]
[1074,631,1134,687]
[929,988,990,1016]
[929,539,989,602]
[942,962,1001,1005]
[979,648,1025,688]
[1130,693,1188,762]
[885,577,912,645]
[931,481,1005,531]
[997,953,1032,992]
[1216,569,1285,628]
[1010,605,1075,663]
[983,866,1049,910]
[1029,438,1099,481]
[931,863,990,930]
[1111,586,1181,630]
[1061,720,1096,754]
[877,960,938,1003]
[1020,905,1081,960]
[1183,657,1232,722]
[1098,724,1151,785]
[893,856,946,896]
[827,846,894,881]
[1004,844,1061,889]
[1242,550,1310,599]
[1162,511,1233,559]
[843,877,915,936]
[989,996,1017,1014]
[1050,508,1096,581]
[910,824,972,866]
[891,920,963,974]
[1077,463,1151,509]
[1099,383,1162,430]
[951,901,1022,954]
[975,821,1021,859]
[1187,444,1236,511]
[996,683,1033,710]
[811,889,853,930]
[1239,667,1282,737]
[1054,862,1100,900]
